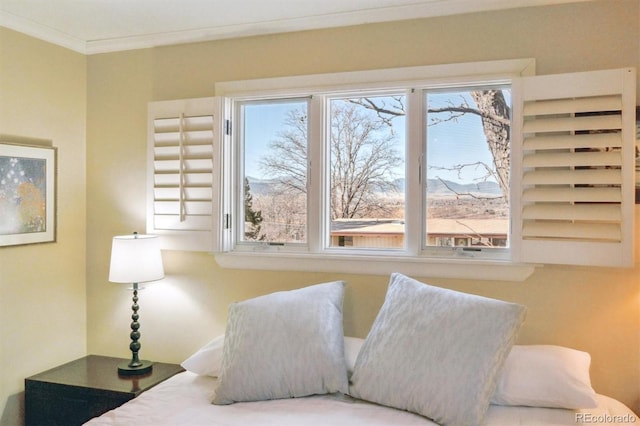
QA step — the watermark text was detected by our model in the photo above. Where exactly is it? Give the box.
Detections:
[576,413,637,424]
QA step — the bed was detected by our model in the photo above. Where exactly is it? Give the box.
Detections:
[86,273,639,426]
[86,371,637,426]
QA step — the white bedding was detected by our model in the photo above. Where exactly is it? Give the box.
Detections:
[85,371,638,426]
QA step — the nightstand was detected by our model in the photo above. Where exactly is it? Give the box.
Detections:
[25,355,184,426]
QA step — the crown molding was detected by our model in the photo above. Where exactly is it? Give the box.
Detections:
[0,11,87,54]
[1,0,594,55]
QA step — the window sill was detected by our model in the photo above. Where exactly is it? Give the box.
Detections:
[213,252,537,282]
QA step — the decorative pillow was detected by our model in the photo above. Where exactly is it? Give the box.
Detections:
[182,334,363,379]
[349,273,526,426]
[491,345,598,409]
[212,281,349,405]
[181,334,225,376]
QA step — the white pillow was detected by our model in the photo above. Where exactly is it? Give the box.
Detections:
[344,336,364,377]
[491,345,598,409]
[181,334,225,376]
[182,334,363,378]
[349,273,526,426]
[212,281,349,405]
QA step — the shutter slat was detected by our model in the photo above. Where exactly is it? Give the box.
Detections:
[154,201,213,215]
[154,158,213,172]
[523,169,621,185]
[154,144,213,158]
[522,187,621,203]
[155,172,213,186]
[154,187,213,201]
[522,222,621,241]
[523,133,622,150]
[182,115,214,131]
[184,130,215,144]
[522,203,621,221]
[523,95,622,116]
[153,215,212,231]
[154,115,214,132]
[523,114,622,133]
[523,151,621,168]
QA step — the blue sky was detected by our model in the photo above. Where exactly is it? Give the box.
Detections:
[426,91,496,184]
[242,100,306,179]
[241,90,507,185]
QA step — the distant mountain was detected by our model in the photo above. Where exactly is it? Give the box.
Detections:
[245,176,277,195]
[246,176,502,196]
[426,179,502,195]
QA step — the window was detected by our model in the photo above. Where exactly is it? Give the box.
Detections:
[327,95,406,250]
[149,61,635,279]
[238,99,309,245]
[424,87,511,252]
[229,84,513,260]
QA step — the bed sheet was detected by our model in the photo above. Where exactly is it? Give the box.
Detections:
[85,371,638,426]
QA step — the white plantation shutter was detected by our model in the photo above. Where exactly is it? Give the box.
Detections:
[512,68,636,266]
[147,97,225,251]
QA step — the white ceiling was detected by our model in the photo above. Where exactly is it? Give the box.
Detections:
[0,0,593,55]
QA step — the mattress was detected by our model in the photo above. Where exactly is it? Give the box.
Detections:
[85,371,638,426]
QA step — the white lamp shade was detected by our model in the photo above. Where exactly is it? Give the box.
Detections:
[109,234,165,283]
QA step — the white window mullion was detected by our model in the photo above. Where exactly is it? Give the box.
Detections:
[405,88,423,255]
[307,95,324,253]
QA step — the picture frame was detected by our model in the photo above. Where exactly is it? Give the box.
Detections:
[0,142,57,246]
[636,106,640,203]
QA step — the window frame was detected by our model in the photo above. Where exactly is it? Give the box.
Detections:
[213,59,538,281]
[420,84,513,260]
[322,89,409,254]
[234,96,312,249]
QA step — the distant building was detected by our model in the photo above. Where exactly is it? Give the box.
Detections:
[330,218,508,248]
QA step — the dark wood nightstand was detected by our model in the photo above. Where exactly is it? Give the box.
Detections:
[25,355,184,426]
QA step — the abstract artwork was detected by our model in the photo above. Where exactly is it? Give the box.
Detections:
[0,143,56,246]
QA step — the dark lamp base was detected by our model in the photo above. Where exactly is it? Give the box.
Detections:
[117,360,153,376]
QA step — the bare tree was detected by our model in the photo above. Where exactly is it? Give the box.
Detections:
[259,109,308,195]
[329,102,402,219]
[351,90,511,201]
[260,102,402,221]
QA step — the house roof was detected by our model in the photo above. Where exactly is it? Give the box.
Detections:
[331,218,508,236]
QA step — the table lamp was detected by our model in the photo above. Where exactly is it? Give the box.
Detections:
[109,232,164,375]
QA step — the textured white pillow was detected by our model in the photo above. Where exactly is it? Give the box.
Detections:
[349,273,526,426]
[182,334,363,379]
[213,281,349,404]
[491,345,598,409]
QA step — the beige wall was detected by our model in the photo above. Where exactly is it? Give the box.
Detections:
[86,0,640,413]
[0,29,87,424]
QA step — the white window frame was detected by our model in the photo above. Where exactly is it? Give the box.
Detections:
[213,59,538,281]
[233,96,312,250]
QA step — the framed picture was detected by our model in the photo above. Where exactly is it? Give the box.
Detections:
[0,143,57,246]
[636,107,640,203]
